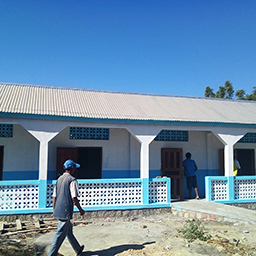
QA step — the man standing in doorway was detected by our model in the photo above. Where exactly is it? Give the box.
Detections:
[183,152,199,199]
[233,155,241,176]
[48,159,85,256]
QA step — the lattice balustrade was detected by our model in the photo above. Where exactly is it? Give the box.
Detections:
[210,179,227,200]
[149,181,168,203]
[234,179,256,199]
[0,184,39,210]
[79,182,142,206]
[47,181,144,207]
[46,184,55,207]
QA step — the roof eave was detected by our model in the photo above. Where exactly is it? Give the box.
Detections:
[1,112,256,128]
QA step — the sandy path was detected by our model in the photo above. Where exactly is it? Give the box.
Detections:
[33,213,256,256]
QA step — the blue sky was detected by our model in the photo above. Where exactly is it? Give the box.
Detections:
[0,1,255,97]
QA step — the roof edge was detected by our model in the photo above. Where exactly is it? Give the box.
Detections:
[0,81,252,103]
[1,112,256,128]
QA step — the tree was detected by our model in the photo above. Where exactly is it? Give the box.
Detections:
[236,89,245,100]
[204,81,256,101]
[204,86,215,97]
[224,81,234,99]
[216,86,226,98]
[245,87,256,101]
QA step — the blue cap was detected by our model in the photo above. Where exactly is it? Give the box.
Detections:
[63,159,80,170]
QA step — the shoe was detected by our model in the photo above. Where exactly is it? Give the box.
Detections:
[77,245,84,256]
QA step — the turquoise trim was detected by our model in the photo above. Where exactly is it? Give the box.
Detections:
[38,180,47,209]
[227,176,234,201]
[1,112,256,128]
[0,180,39,185]
[0,177,171,215]
[75,178,143,183]
[205,176,256,203]
[205,177,212,201]
[142,178,149,204]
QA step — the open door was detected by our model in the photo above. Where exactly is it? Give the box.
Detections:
[77,147,102,179]
[57,147,102,179]
[57,147,78,178]
[219,148,255,176]
[161,148,183,199]
[236,149,255,176]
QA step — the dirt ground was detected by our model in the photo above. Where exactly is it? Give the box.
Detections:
[6,212,255,256]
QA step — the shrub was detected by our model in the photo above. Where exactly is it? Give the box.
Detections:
[177,219,211,242]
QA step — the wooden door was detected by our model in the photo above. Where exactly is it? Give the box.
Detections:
[161,148,183,199]
[57,147,78,178]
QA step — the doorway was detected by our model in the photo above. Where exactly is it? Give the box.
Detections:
[57,147,102,179]
[236,149,255,176]
[219,148,255,176]
[161,148,183,199]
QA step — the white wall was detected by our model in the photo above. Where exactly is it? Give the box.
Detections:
[48,127,140,172]
[0,124,39,172]
[1,123,254,180]
[149,131,223,170]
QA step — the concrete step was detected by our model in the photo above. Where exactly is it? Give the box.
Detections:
[171,199,256,225]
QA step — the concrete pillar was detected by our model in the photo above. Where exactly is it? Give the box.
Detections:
[212,128,246,176]
[136,135,156,179]
[28,131,58,209]
[28,131,58,180]
[126,125,161,178]
[125,125,161,205]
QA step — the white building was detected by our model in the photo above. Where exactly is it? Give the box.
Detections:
[1,82,256,214]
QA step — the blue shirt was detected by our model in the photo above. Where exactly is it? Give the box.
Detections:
[183,158,197,177]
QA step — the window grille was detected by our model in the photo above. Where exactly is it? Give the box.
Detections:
[238,133,256,143]
[154,130,188,141]
[69,127,109,140]
[0,124,13,138]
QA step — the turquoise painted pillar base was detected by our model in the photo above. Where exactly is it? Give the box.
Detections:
[38,180,47,209]
[227,176,234,201]
[205,177,212,201]
[142,178,149,204]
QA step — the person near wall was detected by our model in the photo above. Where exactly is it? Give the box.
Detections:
[233,155,241,176]
[183,152,200,199]
[48,159,85,256]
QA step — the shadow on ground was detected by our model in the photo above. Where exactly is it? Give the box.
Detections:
[79,242,155,256]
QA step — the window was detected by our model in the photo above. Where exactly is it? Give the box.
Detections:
[69,127,109,140]
[154,130,188,142]
[0,124,13,138]
[238,133,256,143]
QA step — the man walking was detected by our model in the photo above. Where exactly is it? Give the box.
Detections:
[183,152,199,199]
[48,159,85,256]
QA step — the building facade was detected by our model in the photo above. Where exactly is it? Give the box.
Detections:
[1,82,256,213]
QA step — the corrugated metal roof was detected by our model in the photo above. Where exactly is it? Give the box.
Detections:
[1,82,256,125]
